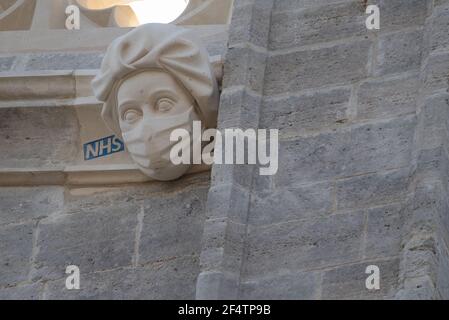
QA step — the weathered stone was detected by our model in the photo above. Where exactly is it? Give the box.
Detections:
[240,271,321,299]
[44,256,199,300]
[261,87,351,135]
[374,0,429,32]
[199,218,246,274]
[418,94,449,149]
[0,283,42,300]
[265,40,371,94]
[34,204,138,281]
[205,184,250,223]
[196,270,239,300]
[375,29,423,76]
[416,146,449,182]
[0,187,64,225]
[222,46,267,94]
[434,0,449,7]
[396,275,438,300]
[229,0,273,48]
[269,1,366,50]
[273,0,355,12]
[429,5,449,52]
[1,0,448,301]
[276,116,415,185]
[436,243,449,299]
[0,56,15,71]
[336,168,410,211]
[423,52,449,93]
[249,181,333,226]
[217,88,262,131]
[139,187,208,264]
[322,258,400,300]
[0,107,79,168]
[341,116,416,175]
[24,52,104,71]
[357,73,419,119]
[0,222,34,287]
[364,203,404,259]
[243,211,365,276]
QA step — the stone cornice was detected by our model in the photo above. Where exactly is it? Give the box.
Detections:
[0,56,223,108]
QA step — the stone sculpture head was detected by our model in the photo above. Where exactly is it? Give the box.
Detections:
[92,23,219,181]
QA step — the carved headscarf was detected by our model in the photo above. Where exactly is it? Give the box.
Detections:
[92,23,219,135]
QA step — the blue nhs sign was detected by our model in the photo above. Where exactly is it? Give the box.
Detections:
[84,135,125,161]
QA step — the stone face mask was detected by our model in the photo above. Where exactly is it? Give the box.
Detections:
[121,106,199,177]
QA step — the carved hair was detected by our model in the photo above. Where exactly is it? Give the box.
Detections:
[92,23,219,135]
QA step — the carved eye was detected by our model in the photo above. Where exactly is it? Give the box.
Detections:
[156,98,174,113]
[123,109,141,123]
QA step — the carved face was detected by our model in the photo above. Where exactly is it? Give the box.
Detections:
[117,69,201,181]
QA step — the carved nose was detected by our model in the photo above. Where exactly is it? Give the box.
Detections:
[139,123,153,142]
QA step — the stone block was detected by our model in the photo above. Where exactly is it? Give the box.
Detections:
[429,5,449,52]
[265,40,371,95]
[222,46,267,94]
[396,275,438,299]
[196,270,239,300]
[273,0,354,12]
[199,218,246,274]
[342,116,415,175]
[416,146,449,182]
[139,187,208,264]
[0,222,34,287]
[249,181,333,226]
[229,0,273,47]
[0,56,15,71]
[269,1,366,50]
[0,187,64,225]
[276,116,415,185]
[240,270,321,299]
[217,88,262,130]
[260,87,351,135]
[0,283,42,300]
[357,73,419,120]
[322,258,400,299]
[336,168,410,211]
[423,52,449,93]
[243,211,365,276]
[34,204,138,281]
[375,29,423,76]
[44,256,199,300]
[24,52,104,71]
[418,94,449,149]
[276,131,347,185]
[364,203,404,259]
[436,242,449,299]
[205,184,250,223]
[0,107,79,168]
[434,0,449,7]
[374,0,429,31]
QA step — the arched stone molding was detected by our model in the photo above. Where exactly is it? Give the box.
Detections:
[0,0,233,31]
[73,0,233,28]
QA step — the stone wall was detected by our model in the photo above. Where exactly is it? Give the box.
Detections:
[0,173,210,299]
[197,0,449,299]
[0,29,222,299]
[1,0,448,300]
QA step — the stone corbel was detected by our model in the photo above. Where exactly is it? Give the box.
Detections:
[91,23,221,181]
